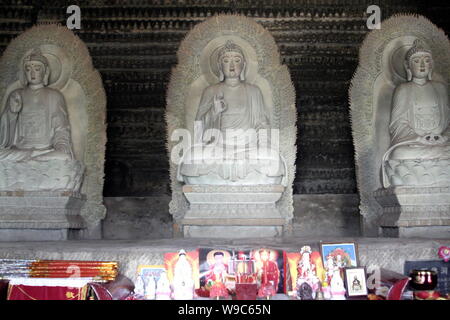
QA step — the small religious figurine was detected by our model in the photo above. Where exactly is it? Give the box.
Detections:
[329,268,346,300]
[383,39,450,186]
[155,272,172,300]
[297,282,314,300]
[178,40,286,185]
[257,249,279,299]
[144,275,156,300]
[0,48,74,162]
[296,246,320,298]
[325,255,335,284]
[324,255,346,300]
[172,249,195,300]
[134,275,145,297]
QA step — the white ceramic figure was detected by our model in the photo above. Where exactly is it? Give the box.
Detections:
[144,275,156,300]
[134,275,145,296]
[330,269,346,300]
[156,272,172,300]
[172,249,195,300]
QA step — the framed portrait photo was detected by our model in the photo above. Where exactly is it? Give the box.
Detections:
[344,267,368,298]
[320,242,359,268]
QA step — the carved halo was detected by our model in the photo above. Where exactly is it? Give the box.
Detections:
[387,37,433,83]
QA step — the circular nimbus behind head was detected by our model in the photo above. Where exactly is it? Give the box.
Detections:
[388,36,432,83]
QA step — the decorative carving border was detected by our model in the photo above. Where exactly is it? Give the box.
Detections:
[166,15,296,223]
[0,24,107,230]
[349,14,450,235]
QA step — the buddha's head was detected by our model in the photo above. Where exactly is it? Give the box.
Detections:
[405,39,433,81]
[22,48,50,86]
[217,40,246,82]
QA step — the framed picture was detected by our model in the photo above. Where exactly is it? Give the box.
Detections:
[320,242,359,268]
[344,267,368,297]
[137,265,166,283]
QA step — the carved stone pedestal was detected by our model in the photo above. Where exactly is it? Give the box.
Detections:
[375,187,450,239]
[179,185,288,238]
[0,191,86,241]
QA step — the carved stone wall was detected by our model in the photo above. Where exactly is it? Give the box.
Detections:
[1,1,447,199]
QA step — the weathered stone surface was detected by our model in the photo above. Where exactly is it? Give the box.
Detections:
[102,197,172,240]
[101,194,360,239]
[0,238,446,285]
[376,187,450,239]
[0,191,85,241]
[292,194,360,237]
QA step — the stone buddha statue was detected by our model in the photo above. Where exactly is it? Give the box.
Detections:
[382,40,450,187]
[0,48,83,191]
[0,48,73,162]
[177,40,286,185]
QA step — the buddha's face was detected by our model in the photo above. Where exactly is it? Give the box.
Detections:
[220,51,244,79]
[24,61,46,85]
[408,52,432,80]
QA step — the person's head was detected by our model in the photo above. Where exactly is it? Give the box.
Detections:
[213,251,225,264]
[259,249,270,262]
[23,48,50,86]
[405,39,433,81]
[217,40,246,82]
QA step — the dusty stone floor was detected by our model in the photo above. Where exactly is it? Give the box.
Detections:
[0,237,447,283]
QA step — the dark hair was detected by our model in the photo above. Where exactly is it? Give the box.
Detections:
[213,251,225,257]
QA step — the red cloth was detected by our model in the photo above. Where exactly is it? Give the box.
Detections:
[260,261,279,288]
[7,284,87,300]
[209,281,228,299]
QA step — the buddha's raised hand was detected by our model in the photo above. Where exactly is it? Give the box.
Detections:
[8,91,22,113]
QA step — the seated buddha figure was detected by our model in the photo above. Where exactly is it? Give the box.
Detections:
[177,40,286,185]
[0,48,82,191]
[382,40,450,187]
[0,48,73,162]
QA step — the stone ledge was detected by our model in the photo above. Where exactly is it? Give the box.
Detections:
[183,185,285,193]
[0,191,85,198]
[180,218,286,226]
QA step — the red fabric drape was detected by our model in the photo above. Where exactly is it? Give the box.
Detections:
[7,284,87,300]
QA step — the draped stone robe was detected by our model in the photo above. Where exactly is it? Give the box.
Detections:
[179,82,286,183]
[0,87,73,161]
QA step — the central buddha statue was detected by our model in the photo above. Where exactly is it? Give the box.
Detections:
[0,48,83,191]
[383,40,450,187]
[177,40,286,185]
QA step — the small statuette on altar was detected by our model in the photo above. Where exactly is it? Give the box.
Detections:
[172,249,195,300]
[155,272,171,300]
[145,275,156,300]
[296,281,314,300]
